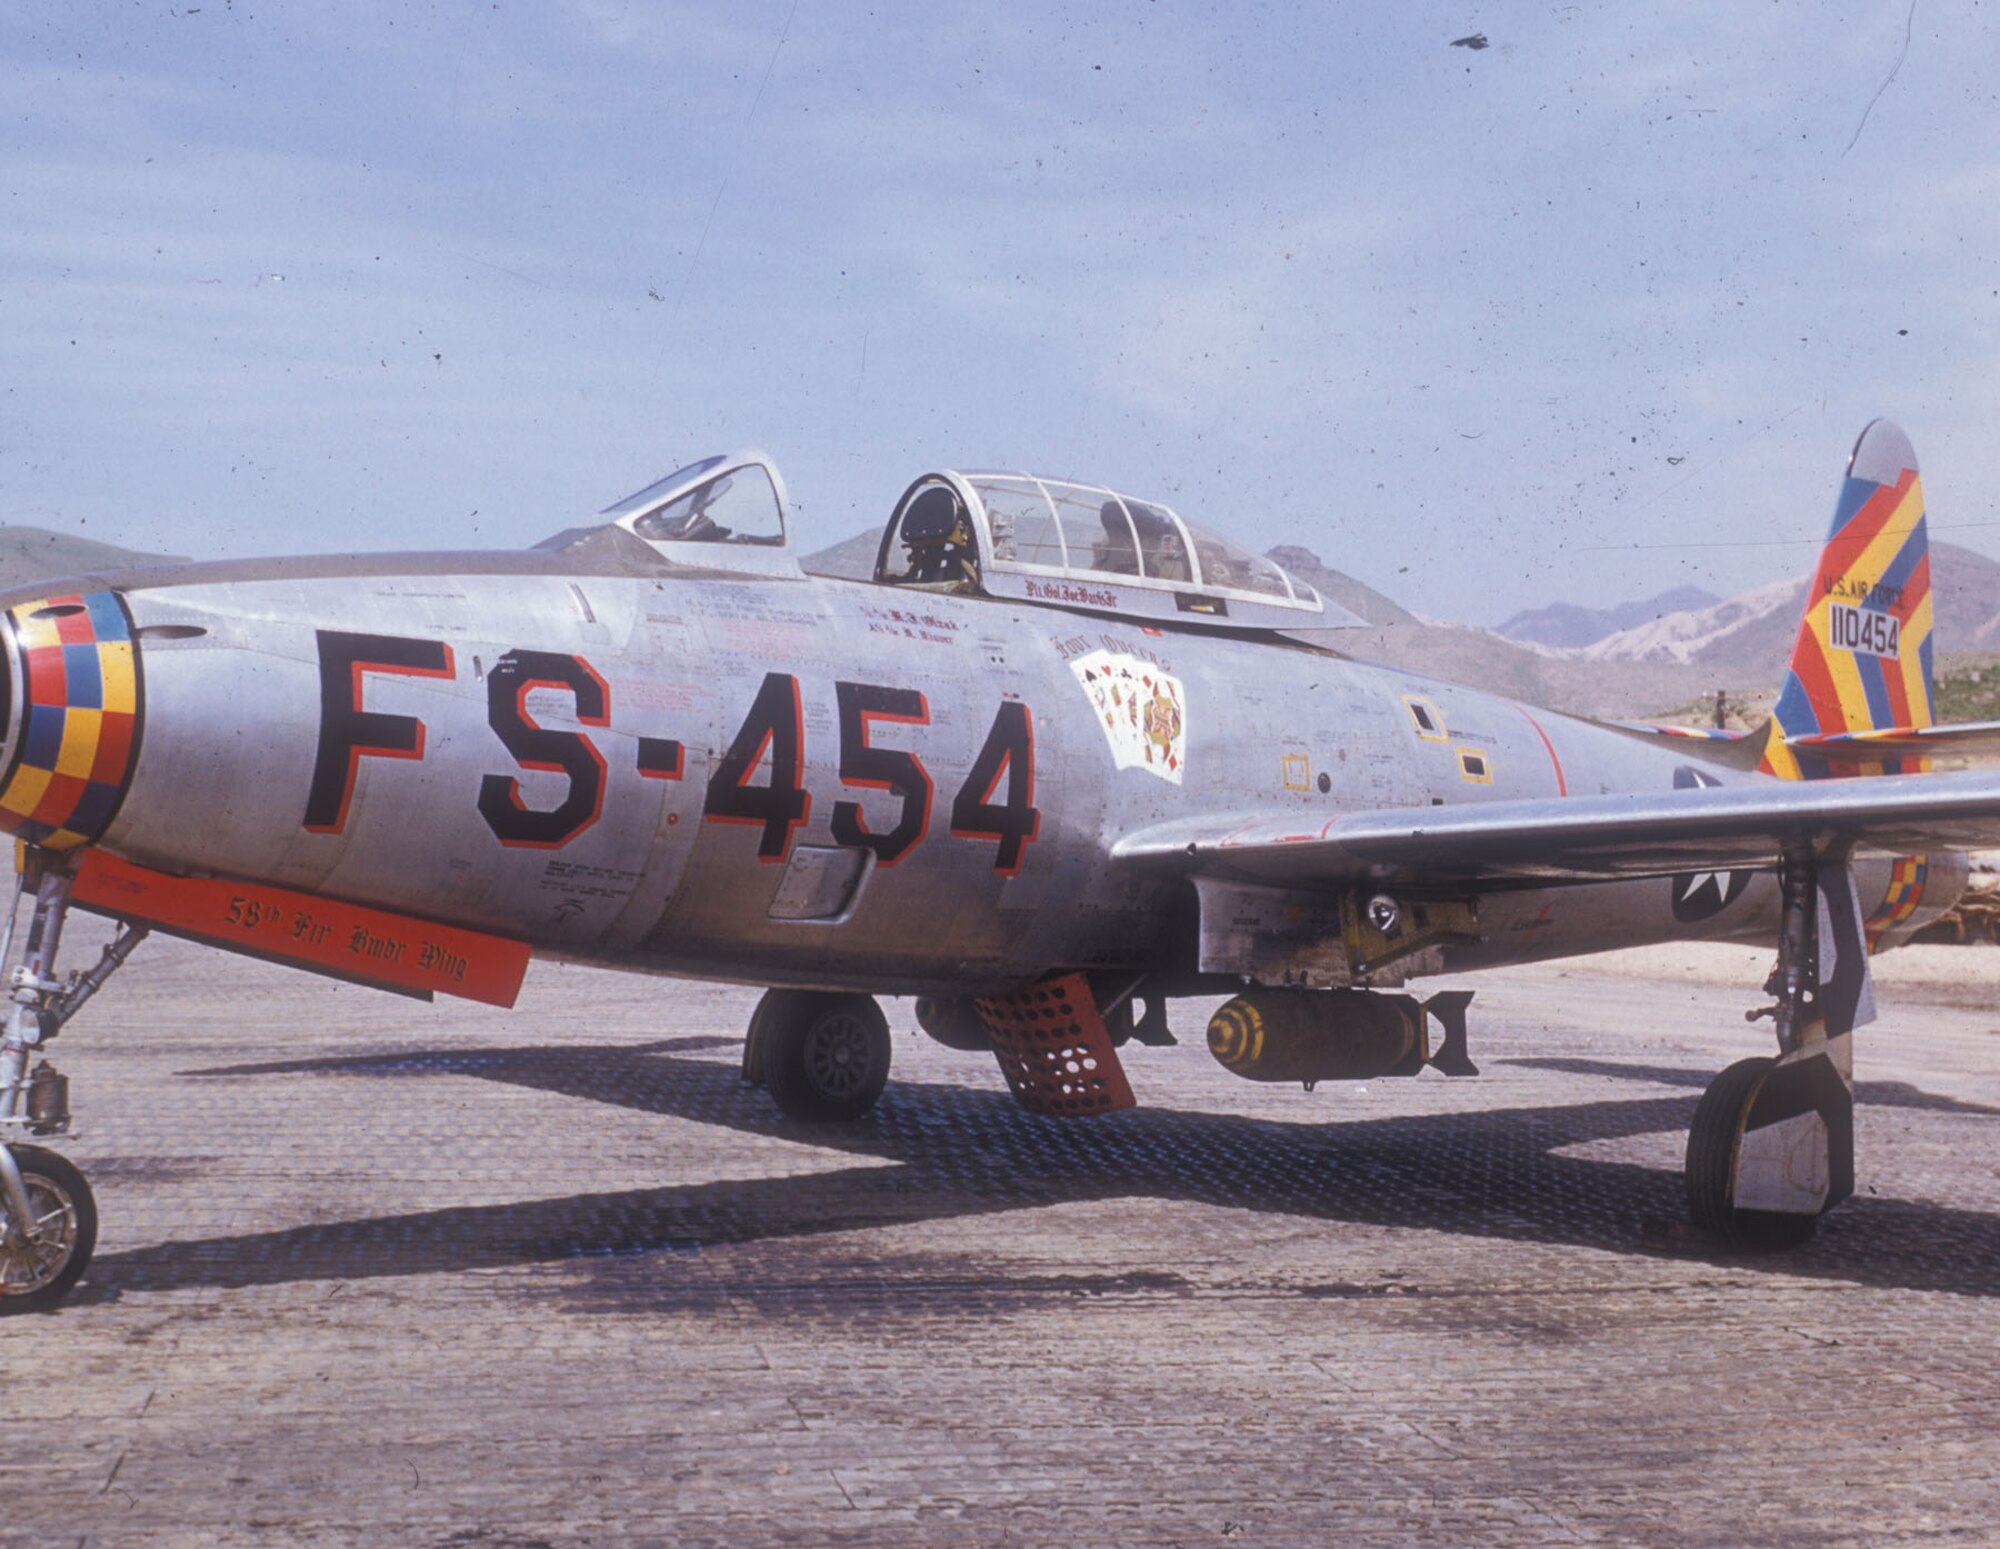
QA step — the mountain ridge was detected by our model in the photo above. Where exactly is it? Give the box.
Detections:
[1496,586,1721,650]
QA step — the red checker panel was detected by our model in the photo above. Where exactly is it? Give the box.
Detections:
[975,972,1135,1118]
[23,645,67,705]
[52,604,97,645]
[28,772,88,828]
[89,711,136,785]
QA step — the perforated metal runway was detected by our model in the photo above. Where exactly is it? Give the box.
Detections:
[9,933,2000,1547]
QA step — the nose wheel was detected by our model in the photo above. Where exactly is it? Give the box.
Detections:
[0,1143,96,1314]
[0,849,148,1312]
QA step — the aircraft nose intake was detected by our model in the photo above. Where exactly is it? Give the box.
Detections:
[0,591,143,849]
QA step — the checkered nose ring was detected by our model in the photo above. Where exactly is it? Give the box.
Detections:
[0,592,142,851]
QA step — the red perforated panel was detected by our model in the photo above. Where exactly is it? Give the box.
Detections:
[975,972,1136,1117]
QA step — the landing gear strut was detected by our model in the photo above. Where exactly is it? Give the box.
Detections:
[0,850,148,1313]
[1685,847,1863,1247]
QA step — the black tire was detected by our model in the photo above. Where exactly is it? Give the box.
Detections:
[1685,1056,1817,1249]
[742,988,817,1086]
[0,1145,96,1314]
[765,994,891,1122]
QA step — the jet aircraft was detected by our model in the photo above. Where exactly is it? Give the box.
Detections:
[3,418,1999,1312]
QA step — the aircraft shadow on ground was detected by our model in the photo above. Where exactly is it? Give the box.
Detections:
[1503,1056,2000,1117]
[85,1041,2000,1303]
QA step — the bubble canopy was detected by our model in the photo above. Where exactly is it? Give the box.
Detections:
[873,471,1363,630]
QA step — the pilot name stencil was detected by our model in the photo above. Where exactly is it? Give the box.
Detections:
[1070,648,1186,783]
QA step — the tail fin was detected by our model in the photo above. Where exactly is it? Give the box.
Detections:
[1759,419,1933,779]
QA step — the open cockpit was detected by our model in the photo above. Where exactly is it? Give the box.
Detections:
[534,450,807,580]
[874,471,1357,630]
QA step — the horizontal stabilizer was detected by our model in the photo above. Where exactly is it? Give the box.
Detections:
[1611,722,1755,745]
[70,850,531,1007]
[1788,720,2000,767]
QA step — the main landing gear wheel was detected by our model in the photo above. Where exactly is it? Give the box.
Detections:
[1685,1057,1818,1250]
[760,993,891,1123]
[0,1145,97,1314]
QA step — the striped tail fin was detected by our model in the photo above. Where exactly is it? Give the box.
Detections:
[1759,419,1933,780]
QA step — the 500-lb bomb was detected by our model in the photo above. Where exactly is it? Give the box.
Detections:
[1207,990,1428,1083]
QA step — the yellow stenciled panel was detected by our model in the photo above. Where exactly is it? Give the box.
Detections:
[1401,694,1447,741]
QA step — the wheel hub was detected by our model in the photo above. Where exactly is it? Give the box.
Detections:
[805,1016,871,1098]
[0,1174,78,1296]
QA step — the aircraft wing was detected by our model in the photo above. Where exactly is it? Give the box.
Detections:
[1109,768,2000,887]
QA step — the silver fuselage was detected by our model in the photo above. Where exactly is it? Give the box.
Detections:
[5,553,1946,998]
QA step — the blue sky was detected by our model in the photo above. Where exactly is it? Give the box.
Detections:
[4,2,1996,624]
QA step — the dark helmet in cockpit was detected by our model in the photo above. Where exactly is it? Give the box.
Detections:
[900,485,977,584]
